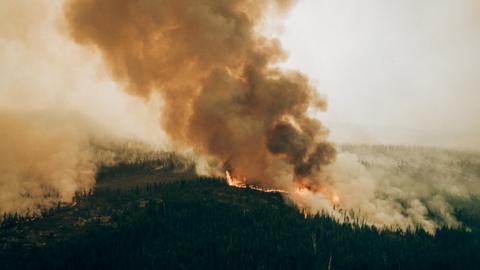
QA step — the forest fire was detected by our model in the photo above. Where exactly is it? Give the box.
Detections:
[65,0,337,207]
[225,171,287,193]
[224,171,341,208]
[225,171,247,188]
[331,193,340,205]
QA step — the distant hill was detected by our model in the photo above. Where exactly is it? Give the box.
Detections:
[326,121,480,151]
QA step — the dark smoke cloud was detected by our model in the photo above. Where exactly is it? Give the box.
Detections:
[64,0,335,190]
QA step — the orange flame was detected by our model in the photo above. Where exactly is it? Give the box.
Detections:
[295,186,340,207]
[225,171,287,193]
[225,171,340,207]
[225,171,247,188]
[331,193,340,205]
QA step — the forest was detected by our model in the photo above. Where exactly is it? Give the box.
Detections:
[1,144,480,270]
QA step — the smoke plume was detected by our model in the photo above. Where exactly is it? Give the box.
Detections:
[0,0,169,215]
[0,111,95,215]
[64,0,336,190]
[321,146,480,233]
[3,0,475,233]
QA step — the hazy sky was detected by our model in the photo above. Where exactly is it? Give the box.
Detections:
[1,0,479,149]
[278,0,480,149]
[0,0,168,145]
[1,0,477,228]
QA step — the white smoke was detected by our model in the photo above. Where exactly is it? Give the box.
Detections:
[0,0,169,215]
[292,145,480,233]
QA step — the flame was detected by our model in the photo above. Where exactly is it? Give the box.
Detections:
[295,187,309,196]
[295,186,340,207]
[331,193,340,205]
[225,170,247,188]
[225,171,287,193]
[225,171,340,208]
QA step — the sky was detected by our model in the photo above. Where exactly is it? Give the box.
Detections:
[277,0,480,149]
[1,0,479,150]
[1,0,477,228]
[0,0,168,146]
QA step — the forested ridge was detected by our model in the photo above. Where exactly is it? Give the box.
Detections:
[1,178,479,270]
[2,144,480,269]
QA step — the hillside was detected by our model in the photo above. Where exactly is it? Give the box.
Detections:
[1,145,480,270]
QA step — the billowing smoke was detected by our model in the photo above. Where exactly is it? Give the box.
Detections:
[291,146,480,233]
[62,0,480,233]
[0,0,167,215]
[2,0,477,233]
[64,0,336,190]
[0,111,95,215]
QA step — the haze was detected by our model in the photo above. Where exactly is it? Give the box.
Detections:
[1,0,479,231]
[2,0,478,150]
[279,0,480,149]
